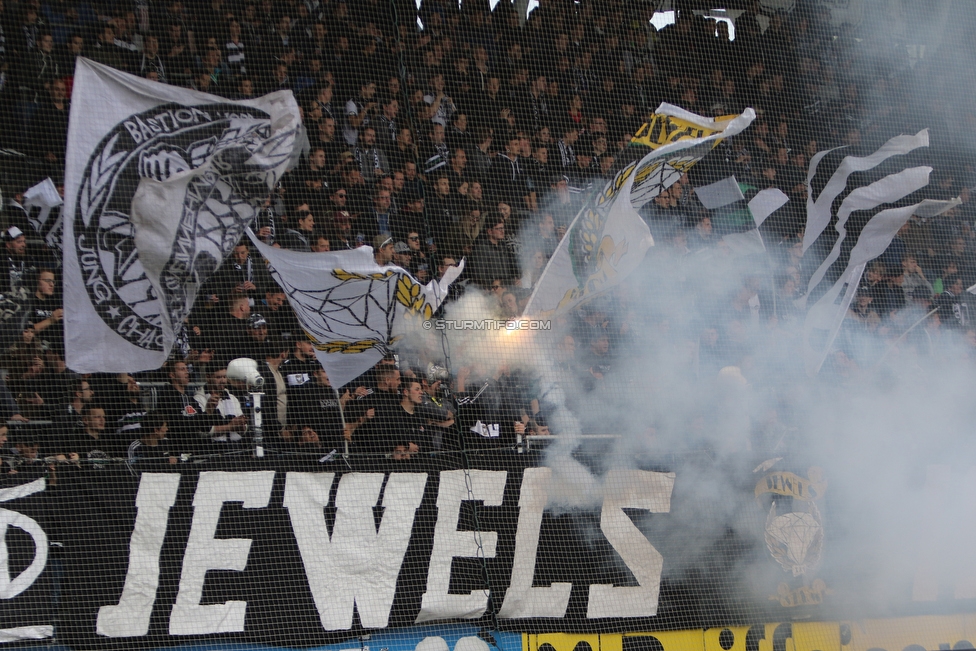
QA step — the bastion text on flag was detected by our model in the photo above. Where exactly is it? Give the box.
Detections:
[63,58,301,373]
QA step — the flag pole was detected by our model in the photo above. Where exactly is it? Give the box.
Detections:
[873,307,939,368]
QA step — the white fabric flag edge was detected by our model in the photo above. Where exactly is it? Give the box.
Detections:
[798,166,932,309]
[748,188,790,226]
[523,161,650,317]
[694,176,744,210]
[802,196,959,376]
[246,229,463,388]
[801,130,929,253]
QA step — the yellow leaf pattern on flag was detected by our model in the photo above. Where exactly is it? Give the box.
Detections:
[332,269,396,282]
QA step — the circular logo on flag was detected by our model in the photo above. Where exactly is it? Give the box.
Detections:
[74,102,293,352]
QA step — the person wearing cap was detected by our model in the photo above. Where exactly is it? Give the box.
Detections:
[327,185,350,214]
[392,241,412,270]
[373,235,395,266]
[0,226,36,299]
[245,313,269,345]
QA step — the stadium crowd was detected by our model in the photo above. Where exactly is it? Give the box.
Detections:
[0,0,971,468]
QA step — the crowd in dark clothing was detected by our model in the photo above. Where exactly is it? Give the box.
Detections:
[0,0,974,468]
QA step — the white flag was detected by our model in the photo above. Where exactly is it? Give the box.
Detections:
[801,130,929,254]
[523,157,653,317]
[802,196,959,376]
[23,178,64,251]
[748,188,790,227]
[63,58,301,373]
[246,230,464,388]
[694,176,744,210]
[628,104,755,210]
[524,105,755,318]
[23,178,62,233]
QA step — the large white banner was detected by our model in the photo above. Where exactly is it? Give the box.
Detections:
[63,58,301,373]
[247,230,463,388]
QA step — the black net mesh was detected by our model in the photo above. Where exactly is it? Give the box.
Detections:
[0,1,975,650]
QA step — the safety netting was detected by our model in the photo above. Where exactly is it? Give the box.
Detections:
[0,1,975,650]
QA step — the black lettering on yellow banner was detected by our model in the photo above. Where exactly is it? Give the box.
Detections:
[770,579,832,608]
[755,467,826,501]
[632,112,741,150]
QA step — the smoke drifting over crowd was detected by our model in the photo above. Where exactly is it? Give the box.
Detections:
[398,5,976,616]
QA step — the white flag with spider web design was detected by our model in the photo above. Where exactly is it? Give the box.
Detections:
[63,58,301,373]
[247,229,464,388]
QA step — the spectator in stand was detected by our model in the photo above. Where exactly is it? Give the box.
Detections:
[53,378,93,433]
[60,404,121,461]
[936,274,970,330]
[285,366,347,451]
[354,364,402,455]
[492,134,531,214]
[157,359,213,455]
[114,374,147,445]
[278,204,316,252]
[126,412,175,465]
[893,254,935,303]
[375,97,400,154]
[344,78,378,146]
[389,127,419,173]
[422,122,451,175]
[354,126,390,184]
[212,242,258,304]
[359,187,394,240]
[193,364,248,445]
[0,227,36,299]
[469,217,519,287]
[258,337,291,439]
[21,269,63,359]
[426,175,459,243]
[373,235,395,266]
[446,209,484,260]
